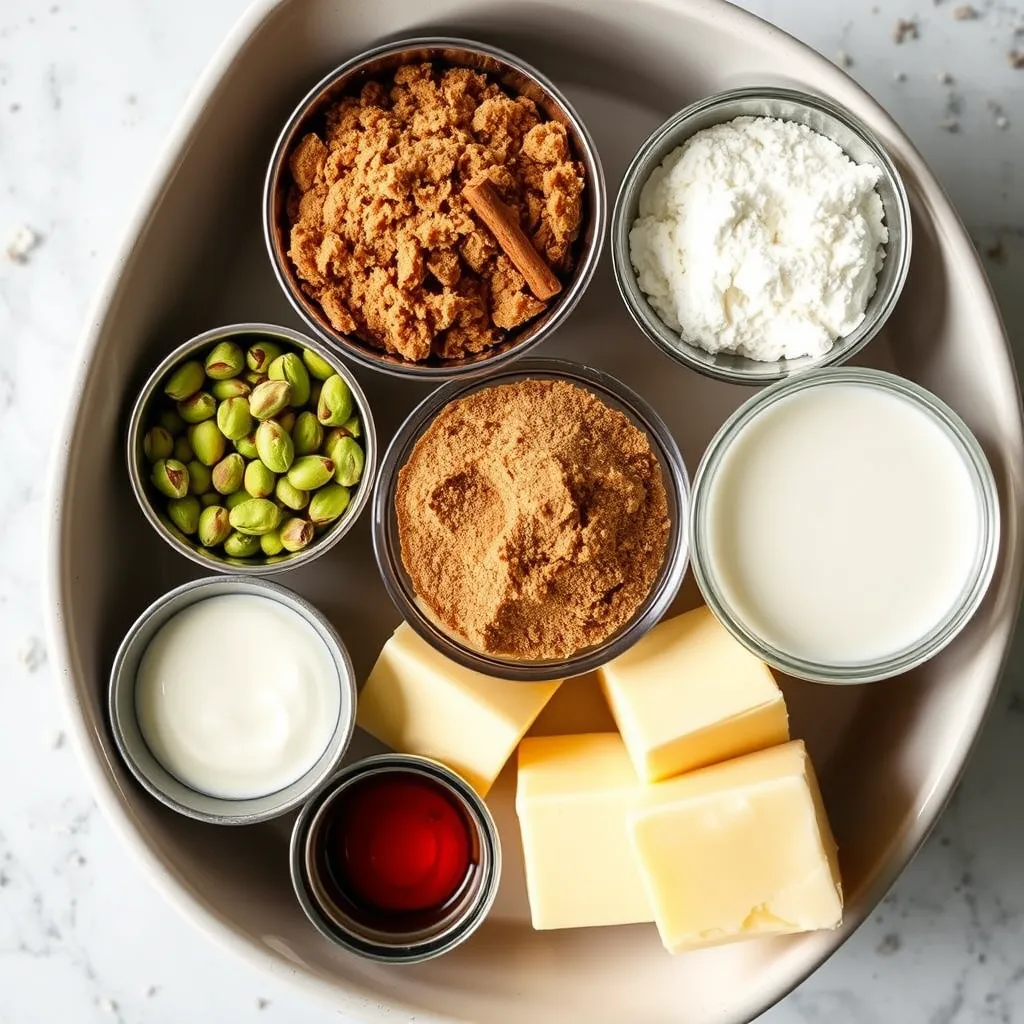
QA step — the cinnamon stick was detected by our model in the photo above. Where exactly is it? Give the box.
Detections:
[463,178,562,302]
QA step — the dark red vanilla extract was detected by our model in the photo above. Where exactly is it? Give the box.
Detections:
[321,771,478,928]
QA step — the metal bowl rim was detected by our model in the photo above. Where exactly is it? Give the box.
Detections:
[262,34,608,381]
[610,85,914,386]
[126,321,378,575]
[107,575,359,824]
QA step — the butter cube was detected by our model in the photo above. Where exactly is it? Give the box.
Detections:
[356,623,560,796]
[629,739,842,953]
[516,734,653,930]
[598,605,788,782]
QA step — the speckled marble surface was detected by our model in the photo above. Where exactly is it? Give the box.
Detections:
[1,0,1023,1021]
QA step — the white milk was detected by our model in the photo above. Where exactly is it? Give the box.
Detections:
[135,594,340,799]
[704,383,980,665]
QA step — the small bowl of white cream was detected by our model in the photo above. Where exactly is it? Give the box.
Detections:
[611,87,912,385]
[109,576,357,824]
[689,368,999,683]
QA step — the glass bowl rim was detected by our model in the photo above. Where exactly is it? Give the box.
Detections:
[370,356,691,681]
[688,366,1001,684]
[610,85,913,386]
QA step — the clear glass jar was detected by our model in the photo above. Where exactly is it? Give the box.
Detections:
[689,367,1000,684]
[371,358,691,682]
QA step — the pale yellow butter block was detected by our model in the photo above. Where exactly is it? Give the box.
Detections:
[628,739,843,953]
[516,733,654,930]
[356,623,561,797]
[598,604,789,782]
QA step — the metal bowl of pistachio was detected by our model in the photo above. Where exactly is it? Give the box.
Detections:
[126,322,377,575]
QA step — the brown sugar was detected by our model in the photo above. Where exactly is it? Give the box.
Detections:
[395,380,671,660]
[284,64,586,363]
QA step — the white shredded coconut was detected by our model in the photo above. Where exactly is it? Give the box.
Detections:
[629,116,888,362]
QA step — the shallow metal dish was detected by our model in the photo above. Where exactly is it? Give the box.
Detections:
[290,753,501,963]
[108,575,357,825]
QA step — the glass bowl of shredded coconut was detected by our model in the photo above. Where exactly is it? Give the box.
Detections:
[611,87,911,385]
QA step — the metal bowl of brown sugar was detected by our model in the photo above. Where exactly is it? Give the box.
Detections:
[371,357,690,682]
[263,36,606,381]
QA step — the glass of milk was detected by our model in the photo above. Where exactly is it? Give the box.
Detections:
[689,368,1000,684]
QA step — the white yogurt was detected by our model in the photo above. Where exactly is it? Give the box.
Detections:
[703,381,982,665]
[135,594,341,799]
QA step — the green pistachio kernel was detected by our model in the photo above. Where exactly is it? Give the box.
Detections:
[211,377,251,401]
[245,341,281,374]
[211,452,245,495]
[228,498,281,536]
[224,489,250,510]
[204,340,244,380]
[260,529,285,557]
[287,454,334,491]
[255,419,294,474]
[268,352,311,407]
[327,435,365,487]
[223,531,261,558]
[309,484,351,526]
[235,432,259,459]
[302,348,336,381]
[216,396,253,441]
[274,477,309,511]
[173,436,194,464]
[243,460,276,499]
[163,360,205,402]
[292,411,323,455]
[177,391,217,424]
[317,374,354,426]
[167,495,201,535]
[188,420,226,467]
[249,379,292,420]
[142,426,174,463]
[197,505,232,547]
[151,458,189,499]
[280,517,314,552]
[186,459,213,495]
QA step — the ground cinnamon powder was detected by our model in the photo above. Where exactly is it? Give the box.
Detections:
[395,380,671,660]
[285,63,585,363]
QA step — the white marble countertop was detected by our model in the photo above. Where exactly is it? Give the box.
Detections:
[2,0,1022,1021]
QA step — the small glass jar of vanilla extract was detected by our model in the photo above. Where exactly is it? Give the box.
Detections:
[290,753,501,963]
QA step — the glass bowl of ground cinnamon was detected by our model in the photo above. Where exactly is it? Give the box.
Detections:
[371,358,690,682]
[263,37,605,380]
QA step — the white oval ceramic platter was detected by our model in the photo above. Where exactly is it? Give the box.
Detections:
[44,0,1024,1022]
